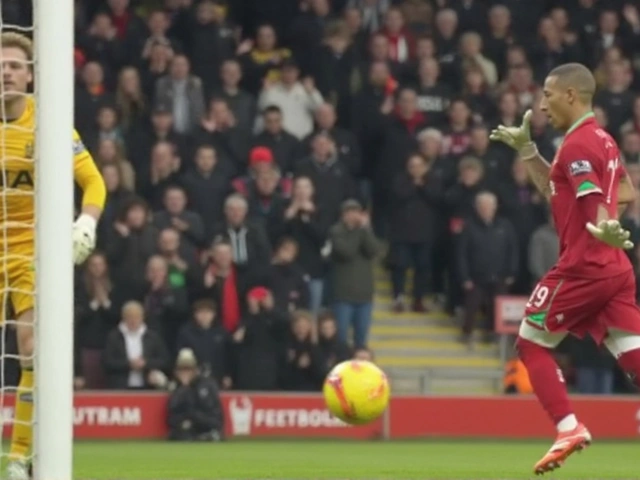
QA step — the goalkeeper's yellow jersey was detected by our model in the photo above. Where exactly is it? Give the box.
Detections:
[0,96,106,246]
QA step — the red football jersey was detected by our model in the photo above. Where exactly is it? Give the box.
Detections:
[549,113,632,278]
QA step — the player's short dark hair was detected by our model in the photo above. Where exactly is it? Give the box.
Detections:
[547,63,596,103]
[262,105,282,116]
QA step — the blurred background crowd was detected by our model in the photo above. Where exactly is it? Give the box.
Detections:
[2,0,640,397]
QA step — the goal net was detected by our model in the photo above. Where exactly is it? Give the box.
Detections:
[0,1,75,479]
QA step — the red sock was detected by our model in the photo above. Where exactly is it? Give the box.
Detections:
[617,348,640,389]
[516,336,573,424]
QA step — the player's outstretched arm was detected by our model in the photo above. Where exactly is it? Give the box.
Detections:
[72,133,106,265]
[490,110,552,200]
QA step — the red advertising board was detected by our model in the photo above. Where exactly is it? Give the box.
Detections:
[0,392,383,439]
[389,396,640,439]
[1,392,639,440]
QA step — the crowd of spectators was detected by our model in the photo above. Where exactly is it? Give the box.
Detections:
[3,0,640,395]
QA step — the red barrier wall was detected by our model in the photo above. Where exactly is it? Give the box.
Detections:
[1,393,639,439]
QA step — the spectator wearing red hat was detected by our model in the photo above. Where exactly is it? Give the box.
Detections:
[232,146,292,199]
[232,287,288,390]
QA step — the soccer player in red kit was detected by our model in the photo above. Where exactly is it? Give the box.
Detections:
[491,63,640,475]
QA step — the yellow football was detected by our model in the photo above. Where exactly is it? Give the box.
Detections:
[322,360,390,425]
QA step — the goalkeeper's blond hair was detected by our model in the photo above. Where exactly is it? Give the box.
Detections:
[1,32,33,62]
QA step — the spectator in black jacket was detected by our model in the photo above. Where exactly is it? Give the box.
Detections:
[283,310,323,391]
[143,255,190,353]
[252,106,303,174]
[213,193,272,272]
[75,252,120,389]
[232,287,289,390]
[305,103,362,177]
[167,348,224,441]
[154,185,206,253]
[176,299,232,389]
[181,144,232,241]
[103,301,170,389]
[316,310,352,376]
[282,176,329,314]
[263,237,310,312]
[246,167,287,246]
[388,153,442,313]
[457,191,518,345]
[295,132,356,225]
[374,87,426,235]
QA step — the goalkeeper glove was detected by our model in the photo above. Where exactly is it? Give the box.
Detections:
[72,213,97,265]
[586,219,634,250]
[489,109,538,159]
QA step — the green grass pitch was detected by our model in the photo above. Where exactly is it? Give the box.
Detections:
[72,440,640,479]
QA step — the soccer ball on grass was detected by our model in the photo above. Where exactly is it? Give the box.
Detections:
[323,360,390,425]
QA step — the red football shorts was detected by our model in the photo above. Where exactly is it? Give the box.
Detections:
[523,268,640,344]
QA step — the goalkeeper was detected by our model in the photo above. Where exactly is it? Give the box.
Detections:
[490,63,640,476]
[0,33,106,480]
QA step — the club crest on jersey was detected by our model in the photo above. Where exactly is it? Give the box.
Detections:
[73,139,86,155]
[569,160,592,176]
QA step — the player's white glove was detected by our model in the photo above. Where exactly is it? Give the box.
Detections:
[489,109,538,159]
[72,213,97,265]
[586,219,634,250]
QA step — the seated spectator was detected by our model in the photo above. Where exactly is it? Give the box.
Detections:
[457,192,518,345]
[143,255,190,351]
[316,310,352,375]
[282,176,328,315]
[176,300,232,389]
[233,287,288,390]
[103,301,170,390]
[75,252,120,389]
[388,153,441,313]
[167,348,224,441]
[329,200,379,348]
[283,311,323,391]
[263,237,310,312]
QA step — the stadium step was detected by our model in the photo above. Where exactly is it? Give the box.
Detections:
[370,267,503,394]
[389,374,501,394]
[375,355,501,368]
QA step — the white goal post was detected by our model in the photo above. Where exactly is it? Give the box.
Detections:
[33,0,75,478]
